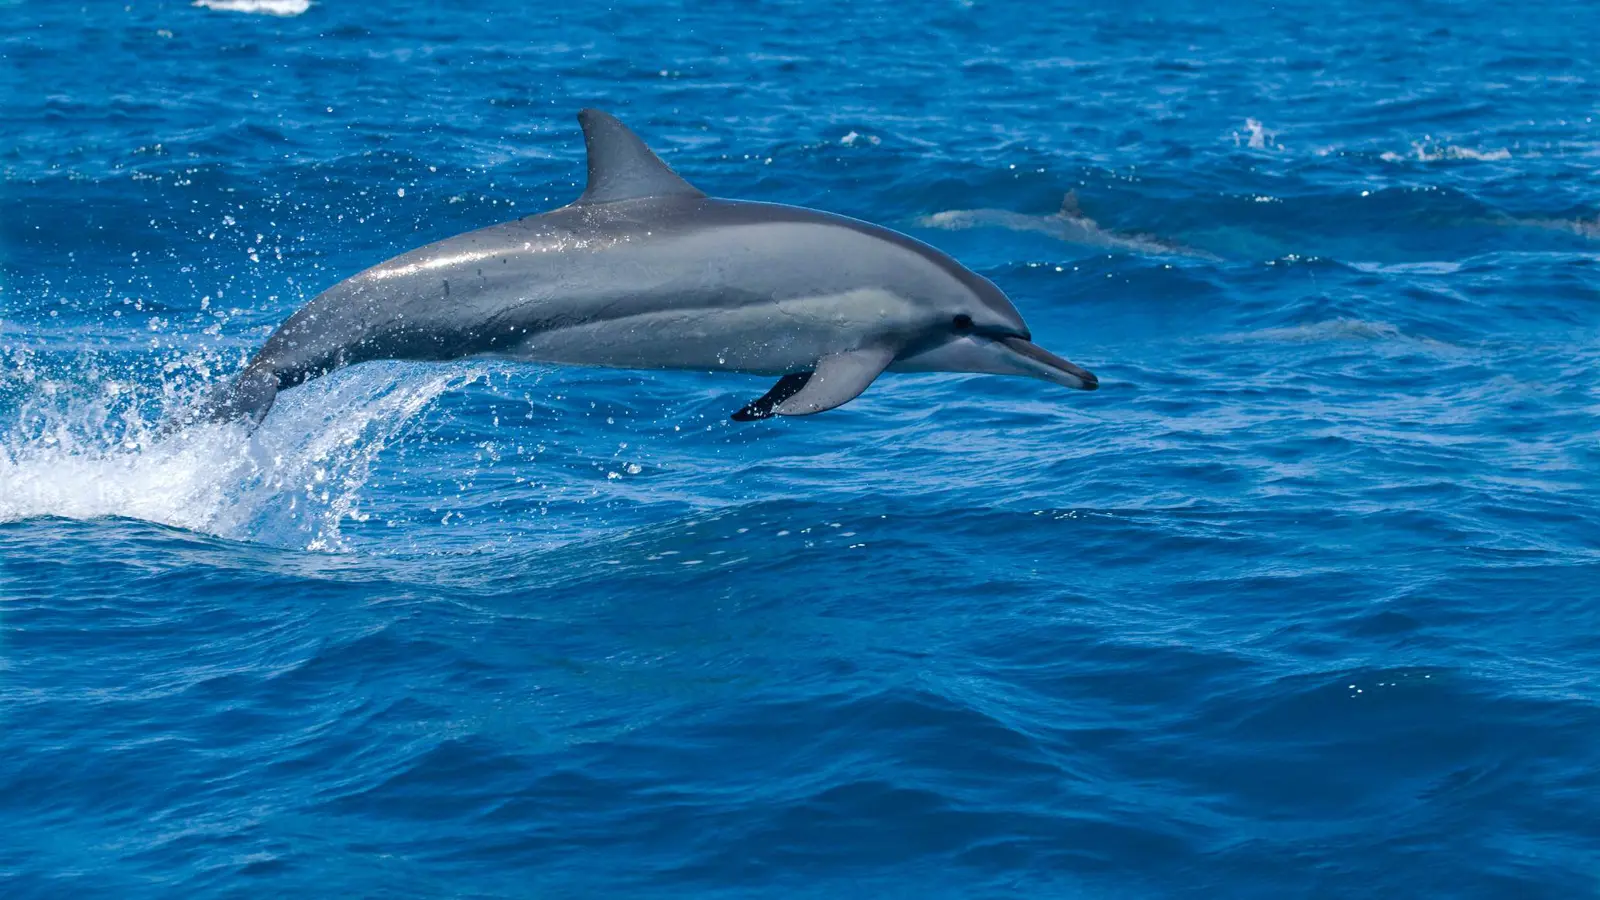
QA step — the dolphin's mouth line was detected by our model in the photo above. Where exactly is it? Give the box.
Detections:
[997,336,1099,390]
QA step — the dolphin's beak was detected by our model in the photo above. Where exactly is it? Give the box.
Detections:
[998,336,1099,390]
[890,332,1100,391]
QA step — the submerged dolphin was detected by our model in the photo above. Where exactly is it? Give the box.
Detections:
[193,109,1097,427]
[918,192,1215,259]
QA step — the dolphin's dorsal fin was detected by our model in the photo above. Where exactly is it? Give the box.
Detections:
[1058,190,1082,218]
[575,109,704,205]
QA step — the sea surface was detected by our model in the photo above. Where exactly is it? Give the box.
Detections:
[2,0,1598,896]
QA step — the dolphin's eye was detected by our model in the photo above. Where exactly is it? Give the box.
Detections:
[952,314,974,332]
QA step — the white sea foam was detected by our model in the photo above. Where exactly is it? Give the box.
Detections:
[0,362,478,551]
[192,0,311,16]
[1381,140,1512,163]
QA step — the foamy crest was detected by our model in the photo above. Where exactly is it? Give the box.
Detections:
[192,0,312,16]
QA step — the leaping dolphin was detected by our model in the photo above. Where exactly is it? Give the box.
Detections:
[191,109,1098,427]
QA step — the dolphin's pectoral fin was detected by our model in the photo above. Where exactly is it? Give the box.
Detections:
[730,347,895,422]
[771,347,895,418]
[731,372,813,421]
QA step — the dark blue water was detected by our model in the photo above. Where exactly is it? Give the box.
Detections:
[3,1,1598,895]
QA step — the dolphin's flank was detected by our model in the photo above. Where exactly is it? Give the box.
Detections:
[185,109,1098,428]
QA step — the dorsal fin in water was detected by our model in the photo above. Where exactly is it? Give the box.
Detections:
[1058,190,1083,219]
[575,108,705,205]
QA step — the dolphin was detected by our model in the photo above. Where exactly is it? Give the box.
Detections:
[918,192,1216,259]
[190,109,1098,427]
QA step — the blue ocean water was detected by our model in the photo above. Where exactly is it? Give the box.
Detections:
[3,0,1599,894]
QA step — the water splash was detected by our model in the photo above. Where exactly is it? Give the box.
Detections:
[0,358,481,551]
[1233,118,1283,151]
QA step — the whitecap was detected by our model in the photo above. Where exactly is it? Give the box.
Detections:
[192,0,312,16]
[839,131,881,147]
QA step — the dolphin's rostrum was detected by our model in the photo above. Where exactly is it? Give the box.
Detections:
[193,109,1097,427]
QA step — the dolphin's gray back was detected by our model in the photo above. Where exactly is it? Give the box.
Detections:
[253,197,977,382]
